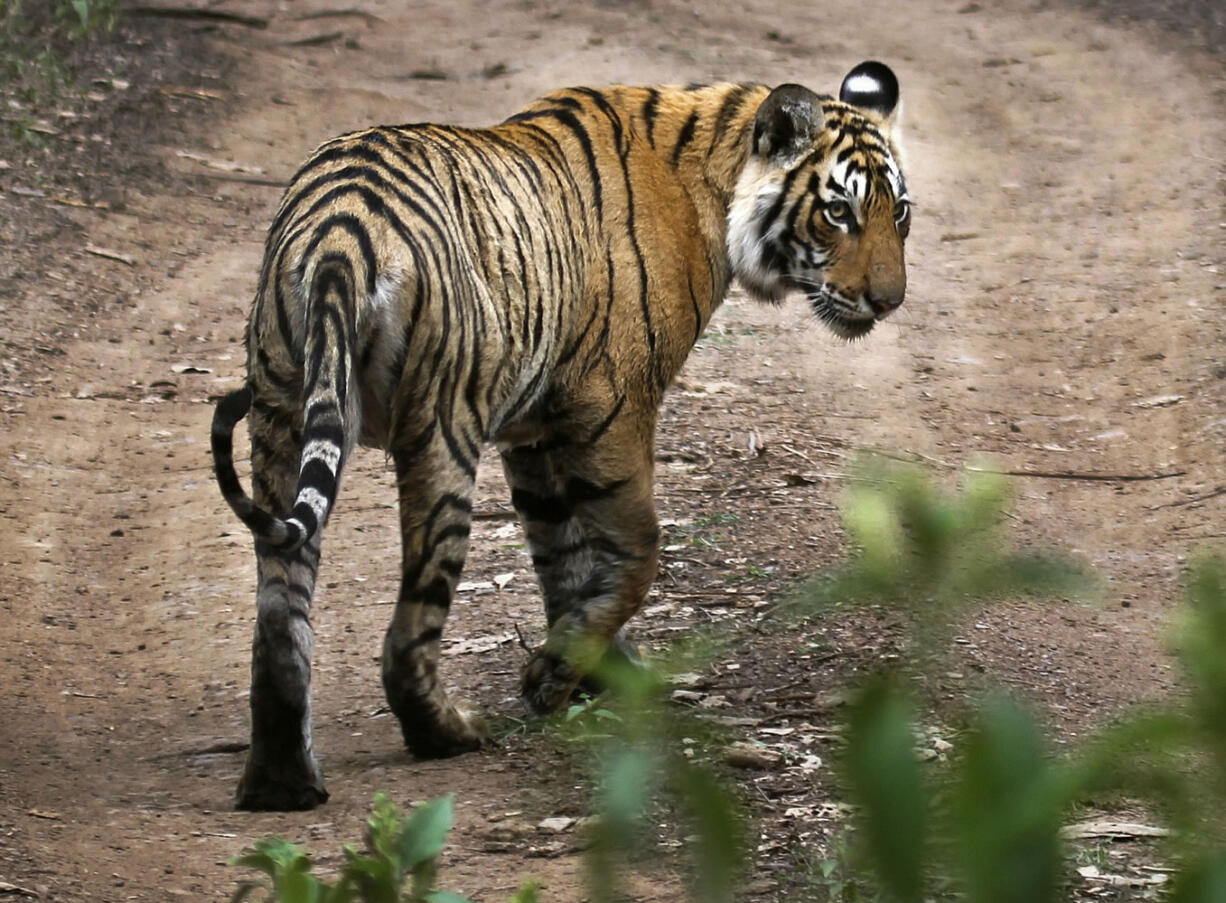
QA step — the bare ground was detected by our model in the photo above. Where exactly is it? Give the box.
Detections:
[1,1,1225,900]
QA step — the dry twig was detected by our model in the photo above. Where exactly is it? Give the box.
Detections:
[125,6,269,28]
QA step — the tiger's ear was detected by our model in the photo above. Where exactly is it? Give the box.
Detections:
[752,83,824,161]
[839,60,900,130]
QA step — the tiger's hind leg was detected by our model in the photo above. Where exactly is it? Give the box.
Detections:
[236,400,330,810]
[381,435,489,758]
[502,418,660,713]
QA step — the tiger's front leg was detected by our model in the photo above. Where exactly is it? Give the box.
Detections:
[502,421,660,713]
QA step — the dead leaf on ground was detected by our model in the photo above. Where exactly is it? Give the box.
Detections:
[1063,821,1170,840]
[724,743,784,770]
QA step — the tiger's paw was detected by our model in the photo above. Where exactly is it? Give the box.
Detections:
[576,631,642,697]
[522,648,582,714]
[401,703,489,760]
[235,754,328,811]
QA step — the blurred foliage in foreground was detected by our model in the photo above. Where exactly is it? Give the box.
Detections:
[802,458,1089,648]
[807,459,1226,902]
[231,459,1226,901]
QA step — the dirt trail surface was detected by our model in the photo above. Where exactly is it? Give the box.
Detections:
[2,1,1225,899]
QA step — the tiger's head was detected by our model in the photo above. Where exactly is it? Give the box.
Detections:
[728,61,909,340]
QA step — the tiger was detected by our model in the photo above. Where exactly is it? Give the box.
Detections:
[211,60,910,810]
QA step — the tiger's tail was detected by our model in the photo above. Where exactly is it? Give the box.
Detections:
[212,256,358,552]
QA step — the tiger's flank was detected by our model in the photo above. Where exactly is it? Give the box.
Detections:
[211,61,910,810]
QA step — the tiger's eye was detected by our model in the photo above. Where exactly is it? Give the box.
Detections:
[894,200,911,222]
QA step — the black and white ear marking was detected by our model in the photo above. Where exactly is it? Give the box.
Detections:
[752,83,824,160]
[839,60,900,120]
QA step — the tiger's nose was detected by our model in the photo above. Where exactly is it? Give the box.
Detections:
[867,285,904,316]
[867,291,903,315]
[867,262,905,316]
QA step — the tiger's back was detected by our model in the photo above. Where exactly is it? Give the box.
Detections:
[212,64,910,810]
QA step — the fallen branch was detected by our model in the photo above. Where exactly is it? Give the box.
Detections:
[1063,820,1170,840]
[159,86,224,102]
[198,172,288,188]
[512,622,533,653]
[867,448,1185,483]
[967,466,1186,483]
[84,244,136,266]
[293,8,383,24]
[472,507,516,520]
[1150,485,1226,509]
[284,31,344,47]
[0,880,39,897]
[124,6,269,28]
[146,740,249,761]
[757,707,830,726]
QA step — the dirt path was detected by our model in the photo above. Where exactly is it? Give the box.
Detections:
[1,1,1224,900]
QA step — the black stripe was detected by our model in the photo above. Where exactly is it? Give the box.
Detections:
[565,475,630,504]
[433,524,472,547]
[687,269,704,345]
[439,422,477,478]
[505,107,603,221]
[300,457,338,496]
[641,88,661,147]
[304,215,378,297]
[759,163,808,242]
[271,267,300,367]
[707,85,754,157]
[585,393,626,446]
[287,502,318,540]
[392,626,443,656]
[304,421,345,449]
[256,346,298,394]
[671,111,699,166]
[511,488,572,525]
[419,577,452,609]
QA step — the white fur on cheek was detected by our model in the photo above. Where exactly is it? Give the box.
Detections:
[726,160,788,302]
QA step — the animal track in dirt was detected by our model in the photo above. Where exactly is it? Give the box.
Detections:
[1,1,1224,900]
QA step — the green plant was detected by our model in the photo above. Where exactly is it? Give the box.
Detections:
[804,459,1087,638]
[570,650,746,903]
[54,0,118,38]
[231,793,539,903]
[1,0,117,112]
[803,458,1226,903]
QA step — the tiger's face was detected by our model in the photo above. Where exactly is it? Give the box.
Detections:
[728,62,909,340]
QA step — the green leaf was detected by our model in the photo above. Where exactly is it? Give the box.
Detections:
[232,838,311,879]
[398,795,455,871]
[424,892,473,903]
[673,763,744,903]
[1171,852,1226,903]
[508,880,542,903]
[954,695,1067,903]
[277,867,321,903]
[1182,558,1226,757]
[843,677,927,903]
[599,747,653,832]
[341,852,398,903]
